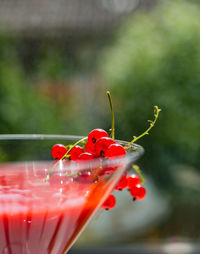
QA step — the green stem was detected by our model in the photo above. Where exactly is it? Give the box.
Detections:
[126,106,161,149]
[64,136,87,157]
[107,91,115,139]
[46,136,88,181]
[132,164,145,184]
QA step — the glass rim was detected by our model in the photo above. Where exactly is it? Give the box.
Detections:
[0,134,144,165]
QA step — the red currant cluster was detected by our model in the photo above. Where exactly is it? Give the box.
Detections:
[49,90,161,212]
[50,128,146,211]
[51,128,126,162]
[101,173,146,210]
[49,90,161,213]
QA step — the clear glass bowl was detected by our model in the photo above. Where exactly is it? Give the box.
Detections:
[0,134,143,254]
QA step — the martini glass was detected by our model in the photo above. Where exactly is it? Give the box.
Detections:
[0,134,143,254]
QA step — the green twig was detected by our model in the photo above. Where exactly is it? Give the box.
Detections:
[64,136,87,158]
[126,106,161,149]
[46,136,88,181]
[107,91,115,139]
[132,164,145,184]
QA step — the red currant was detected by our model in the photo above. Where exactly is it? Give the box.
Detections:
[51,144,67,159]
[86,129,109,154]
[88,128,109,144]
[85,141,96,156]
[127,174,141,190]
[76,170,93,183]
[100,166,116,176]
[114,173,127,191]
[78,152,95,160]
[101,194,116,210]
[130,184,146,200]
[69,145,84,161]
[95,137,116,157]
[105,144,126,158]
[85,129,109,155]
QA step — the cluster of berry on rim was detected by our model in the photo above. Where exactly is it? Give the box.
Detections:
[51,128,145,210]
[51,128,126,162]
[50,128,128,185]
[49,91,161,211]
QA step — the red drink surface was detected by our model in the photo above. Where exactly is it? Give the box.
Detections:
[0,162,110,254]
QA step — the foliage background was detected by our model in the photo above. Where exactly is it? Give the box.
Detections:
[100,0,200,188]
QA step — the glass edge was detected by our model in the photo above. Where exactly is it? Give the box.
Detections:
[0,134,144,165]
[0,134,84,141]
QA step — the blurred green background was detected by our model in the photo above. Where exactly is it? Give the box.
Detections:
[0,0,200,249]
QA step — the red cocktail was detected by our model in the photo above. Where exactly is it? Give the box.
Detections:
[0,135,143,254]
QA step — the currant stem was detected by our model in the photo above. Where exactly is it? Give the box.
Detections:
[107,91,115,140]
[46,136,88,181]
[132,164,145,184]
[64,136,87,158]
[126,106,161,149]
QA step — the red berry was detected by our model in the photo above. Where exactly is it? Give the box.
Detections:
[130,184,146,200]
[78,152,95,160]
[69,145,84,161]
[127,174,141,190]
[88,128,109,144]
[114,173,127,191]
[76,170,93,183]
[85,141,96,156]
[100,166,116,176]
[105,144,126,158]
[87,129,109,154]
[95,137,116,157]
[51,144,67,159]
[101,194,116,210]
